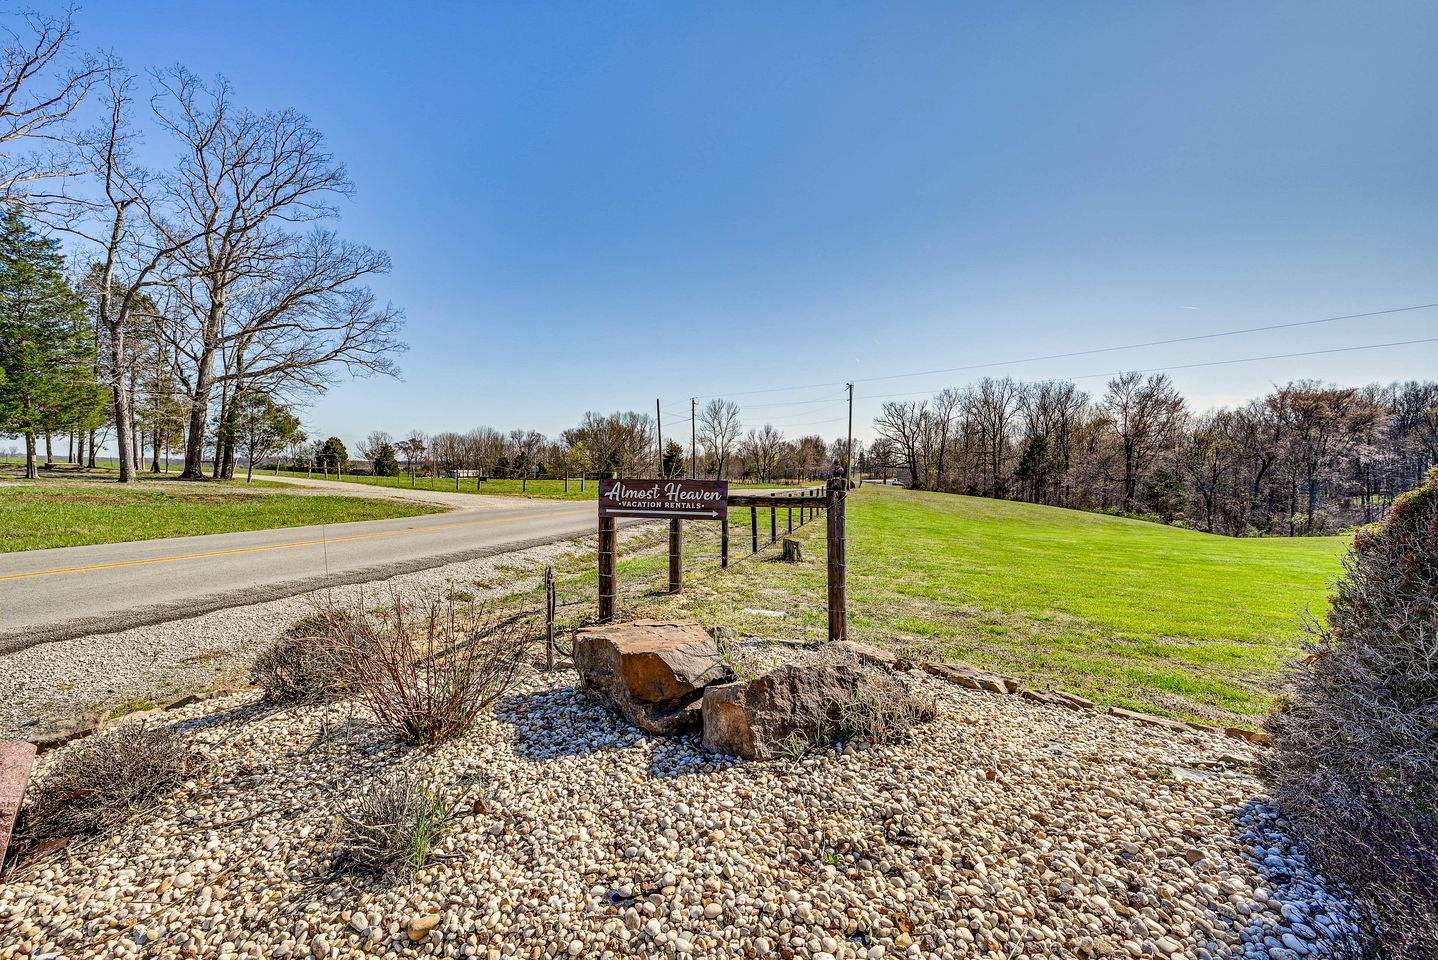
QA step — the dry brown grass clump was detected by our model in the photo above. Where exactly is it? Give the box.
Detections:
[836,674,938,742]
[1265,467,1438,959]
[250,612,351,705]
[19,725,197,845]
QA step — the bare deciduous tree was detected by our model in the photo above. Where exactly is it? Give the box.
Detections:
[1101,371,1187,513]
[697,398,741,479]
[145,68,359,479]
[0,9,100,209]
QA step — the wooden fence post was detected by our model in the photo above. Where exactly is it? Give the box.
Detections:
[721,518,730,568]
[770,507,776,544]
[787,506,793,534]
[751,506,758,553]
[826,477,847,642]
[598,514,617,622]
[668,519,683,592]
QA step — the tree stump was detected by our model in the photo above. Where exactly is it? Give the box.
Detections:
[781,538,803,563]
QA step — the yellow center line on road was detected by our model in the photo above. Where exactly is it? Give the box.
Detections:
[0,507,595,583]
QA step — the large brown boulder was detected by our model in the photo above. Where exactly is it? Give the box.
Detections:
[573,620,735,734]
[702,663,867,760]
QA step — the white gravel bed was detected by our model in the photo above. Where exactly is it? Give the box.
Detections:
[0,651,1362,960]
[0,525,660,740]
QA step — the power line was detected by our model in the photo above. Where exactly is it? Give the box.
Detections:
[686,300,1438,402]
[850,302,1438,387]
[858,334,1438,403]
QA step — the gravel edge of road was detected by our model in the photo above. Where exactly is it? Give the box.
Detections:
[1,522,661,740]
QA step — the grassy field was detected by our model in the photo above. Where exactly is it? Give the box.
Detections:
[0,479,443,552]
[517,485,1347,726]
[269,468,786,500]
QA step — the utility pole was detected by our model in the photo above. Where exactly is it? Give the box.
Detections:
[655,398,663,477]
[845,382,854,479]
[690,398,697,479]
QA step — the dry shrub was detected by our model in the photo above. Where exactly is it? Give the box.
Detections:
[323,594,531,745]
[20,725,196,844]
[836,674,938,742]
[250,613,350,704]
[1265,467,1438,959]
[339,773,459,878]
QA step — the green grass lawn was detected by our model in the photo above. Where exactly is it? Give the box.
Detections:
[269,468,786,501]
[521,485,1347,726]
[0,480,443,552]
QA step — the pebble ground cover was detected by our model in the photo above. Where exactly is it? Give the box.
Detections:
[0,651,1360,960]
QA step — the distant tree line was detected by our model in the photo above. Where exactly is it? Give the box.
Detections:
[315,406,859,488]
[872,373,1438,536]
[0,10,404,481]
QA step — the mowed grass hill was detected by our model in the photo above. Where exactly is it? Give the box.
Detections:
[602,485,1348,726]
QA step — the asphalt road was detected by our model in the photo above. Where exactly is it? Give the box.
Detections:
[0,490,600,654]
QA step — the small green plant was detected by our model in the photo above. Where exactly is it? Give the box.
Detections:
[777,731,810,763]
[340,774,460,878]
[108,697,156,718]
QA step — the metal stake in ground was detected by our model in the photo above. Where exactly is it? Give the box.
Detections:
[545,565,557,669]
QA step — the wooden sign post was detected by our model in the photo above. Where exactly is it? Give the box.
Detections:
[826,477,847,642]
[595,478,847,643]
[597,478,729,619]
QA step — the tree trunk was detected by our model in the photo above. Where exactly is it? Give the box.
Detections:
[43,431,53,467]
[87,428,96,468]
[128,370,141,474]
[24,431,38,479]
[180,345,217,480]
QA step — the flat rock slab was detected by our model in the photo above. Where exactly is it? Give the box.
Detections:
[834,640,911,671]
[1110,707,1191,734]
[574,620,735,735]
[1,740,37,863]
[922,661,1021,694]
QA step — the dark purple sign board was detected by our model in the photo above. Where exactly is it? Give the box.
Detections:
[598,478,729,520]
[1,740,36,864]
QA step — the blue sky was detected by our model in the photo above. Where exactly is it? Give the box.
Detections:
[72,1,1438,444]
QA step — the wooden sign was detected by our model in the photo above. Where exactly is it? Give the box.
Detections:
[598,478,729,520]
